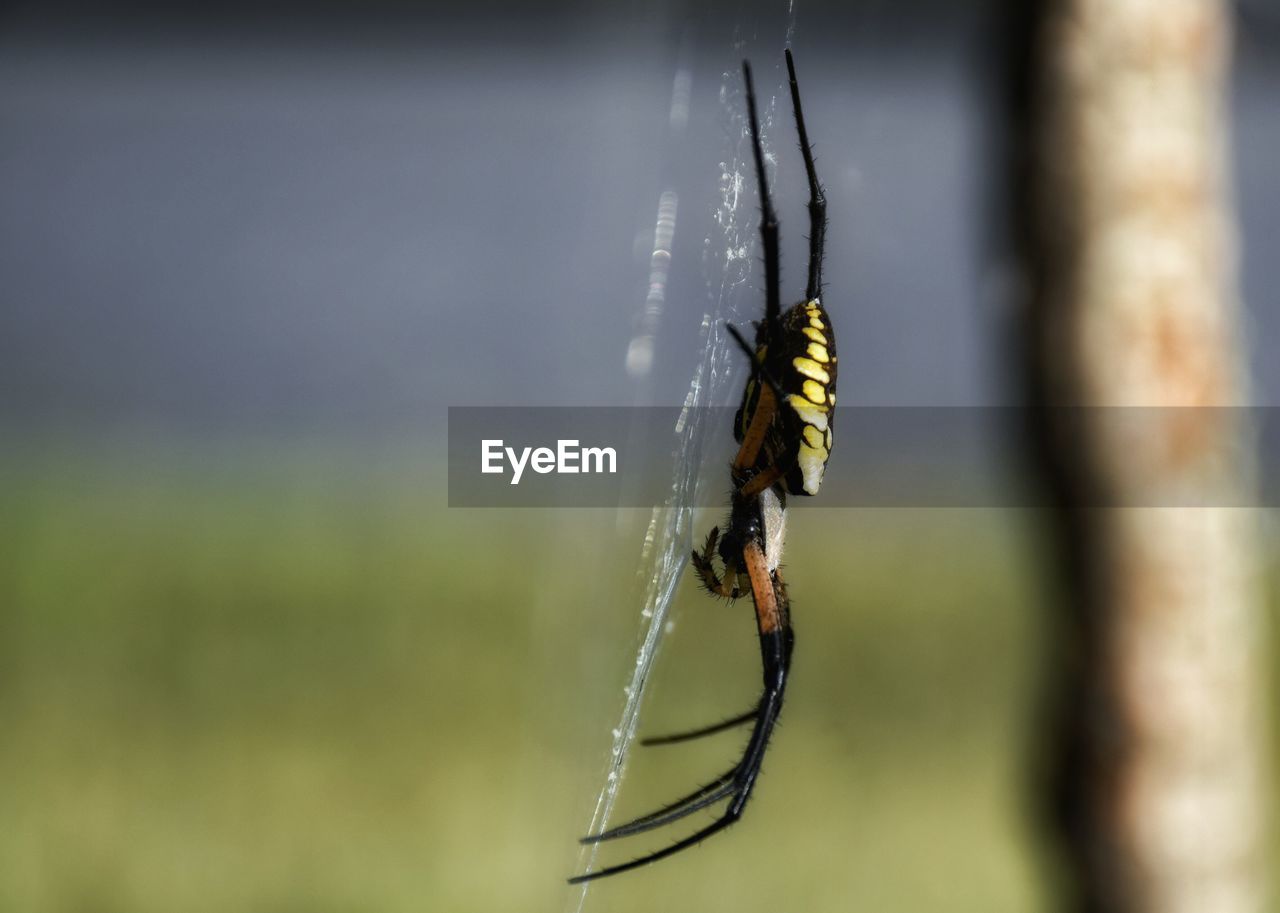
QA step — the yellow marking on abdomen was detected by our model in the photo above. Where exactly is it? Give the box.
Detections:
[789,397,829,430]
[806,342,830,363]
[802,379,827,404]
[797,440,828,494]
[793,357,830,383]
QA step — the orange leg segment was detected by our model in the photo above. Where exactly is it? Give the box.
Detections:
[733,385,777,474]
[742,541,781,635]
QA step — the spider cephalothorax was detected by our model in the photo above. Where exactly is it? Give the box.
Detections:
[570,48,834,884]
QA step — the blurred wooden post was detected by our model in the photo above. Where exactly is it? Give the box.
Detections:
[1015,1,1269,911]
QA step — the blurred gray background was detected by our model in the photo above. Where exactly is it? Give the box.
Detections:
[1,0,1275,439]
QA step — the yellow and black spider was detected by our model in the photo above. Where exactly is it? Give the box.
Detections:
[570,49,837,883]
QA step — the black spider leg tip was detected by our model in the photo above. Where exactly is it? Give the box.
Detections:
[725,323,787,408]
[784,49,828,305]
[640,708,758,746]
[742,60,782,331]
[577,767,739,846]
[567,578,793,884]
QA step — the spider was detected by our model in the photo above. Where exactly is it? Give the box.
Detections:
[569,49,837,884]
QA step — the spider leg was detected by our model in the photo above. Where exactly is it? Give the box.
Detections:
[726,323,787,407]
[719,541,792,811]
[723,322,801,498]
[569,542,793,884]
[569,678,786,883]
[578,767,739,845]
[729,370,779,477]
[737,463,788,499]
[785,49,827,304]
[743,61,781,329]
[640,708,758,746]
[691,526,745,598]
[568,810,743,884]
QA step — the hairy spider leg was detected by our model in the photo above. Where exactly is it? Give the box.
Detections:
[726,323,792,496]
[691,525,748,599]
[641,708,758,747]
[645,563,791,747]
[569,541,793,883]
[786,49,827,304]
[726,322,788,414]
[743,60,781,329]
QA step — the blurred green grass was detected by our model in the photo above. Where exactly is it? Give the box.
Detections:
[0,446,1272,912]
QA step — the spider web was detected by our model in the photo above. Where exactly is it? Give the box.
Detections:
[567,29,788,905]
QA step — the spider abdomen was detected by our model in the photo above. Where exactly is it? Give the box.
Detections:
[732,298,838,497]
[778,298,837,496]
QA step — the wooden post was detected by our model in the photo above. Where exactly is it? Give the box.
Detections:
[1013,1,1269,910]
